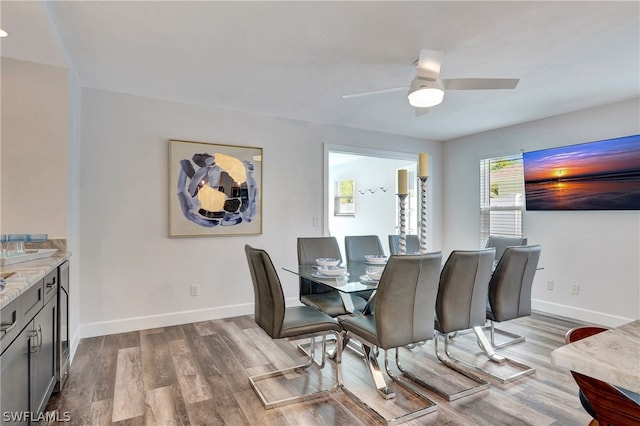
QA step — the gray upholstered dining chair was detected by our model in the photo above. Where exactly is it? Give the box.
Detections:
[485,245,542,349]
[339,253,442,424]
[459,245,542,383]
[344,234,385,261]
[244,244,343,409]
[297,236,366,316]
[344,235,384,301]
[485,234,527,261]
[388,234,421,255]
[434,248,535,387]
[428,249,495,400]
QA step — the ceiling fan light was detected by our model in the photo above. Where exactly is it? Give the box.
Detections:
[408,78,444,108]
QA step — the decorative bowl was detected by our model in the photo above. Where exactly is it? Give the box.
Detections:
[316,265,347,276]
[365,255,388,264]
[366,269,383,280]
[316,258,340,267]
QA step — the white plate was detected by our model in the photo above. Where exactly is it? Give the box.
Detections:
[364,255,388,264]
[315,258,340,267]
[365,269,383,280]
[315,266,347,276]
[359,275,379,284]
[312,271,349,279]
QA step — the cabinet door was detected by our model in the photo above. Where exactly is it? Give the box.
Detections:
[0,327,31,425]
[30,298,57,418]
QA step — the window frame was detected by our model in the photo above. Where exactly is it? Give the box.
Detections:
[480,154,525,247]
[334,178,356,216]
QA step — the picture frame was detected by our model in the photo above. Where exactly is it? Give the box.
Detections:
[169,139,262,237]
[523,134,640,210]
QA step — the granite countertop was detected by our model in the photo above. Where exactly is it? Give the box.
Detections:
[550,319,640,394]
[0,251,71,309]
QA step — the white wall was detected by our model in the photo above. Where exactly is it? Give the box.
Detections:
[78,88,437,337]
[443,98,640,327]
[1,58,68,237]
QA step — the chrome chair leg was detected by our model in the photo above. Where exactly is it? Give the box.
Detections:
[445,327,536,384]
[488,320,526,348]
[395,332,490,401]
[340,336,438,425]
[362,343,395,399]
[249,331,343,409]
[474,326,506,363]
[297,334,337,367]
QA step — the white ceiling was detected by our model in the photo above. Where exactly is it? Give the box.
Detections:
[2,1,638,141]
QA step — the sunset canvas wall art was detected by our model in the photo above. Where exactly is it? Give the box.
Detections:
[523,134,640,210]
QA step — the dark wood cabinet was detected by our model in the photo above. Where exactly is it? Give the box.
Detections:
[30,295,57,417]
[0,265,61,425]
[0,323,30,425]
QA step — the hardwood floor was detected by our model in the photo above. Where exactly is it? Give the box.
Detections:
[44,312,593,425]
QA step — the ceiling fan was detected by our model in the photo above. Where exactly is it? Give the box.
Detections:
[342,49,520,115]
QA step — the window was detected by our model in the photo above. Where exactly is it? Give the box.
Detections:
[480,154,524,246]
[334,178,355,216]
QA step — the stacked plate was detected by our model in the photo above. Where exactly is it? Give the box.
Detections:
[313,265,349,278]
[315,257,341,267]
[360,267,383,284]
[364,254,388,265]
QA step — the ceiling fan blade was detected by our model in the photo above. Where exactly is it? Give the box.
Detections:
[342,86,407,99]
[416,49,443,80]
[442,78,520,90]
[415,107,430,117]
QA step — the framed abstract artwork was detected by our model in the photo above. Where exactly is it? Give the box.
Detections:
[169,139,262,237]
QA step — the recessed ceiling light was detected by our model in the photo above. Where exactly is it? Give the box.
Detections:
[0,29,8,38]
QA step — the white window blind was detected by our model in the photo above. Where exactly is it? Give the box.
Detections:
[480,154,524,246]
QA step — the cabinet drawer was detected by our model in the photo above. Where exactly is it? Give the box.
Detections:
[43,269,58,303]
[21,280,44,325]
[0,298,21,354]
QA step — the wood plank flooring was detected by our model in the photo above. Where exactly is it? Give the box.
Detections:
[44,312,594,425]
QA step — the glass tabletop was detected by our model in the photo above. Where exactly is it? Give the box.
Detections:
[283,261,385,293]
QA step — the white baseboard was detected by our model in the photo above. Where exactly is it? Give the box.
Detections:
[532,298,634,328]
[79,302,255,339]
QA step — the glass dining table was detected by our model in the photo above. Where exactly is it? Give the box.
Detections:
[283,261,383,313]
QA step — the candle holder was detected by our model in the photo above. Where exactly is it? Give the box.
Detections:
[419,176,428,254]
[397,193,408,255]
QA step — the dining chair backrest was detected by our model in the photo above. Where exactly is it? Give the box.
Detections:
[436,249,495,334]
[388,234,421,255]
[297,236,343,265]
[374,253,442,349]
[245,244,285,338]
[345,235,384,262]
[488,245,541,322]
[297,236,343,297]
[485,235,528,261]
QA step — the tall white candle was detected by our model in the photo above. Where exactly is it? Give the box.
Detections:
[398,169,408,194]
[419,152,429,177]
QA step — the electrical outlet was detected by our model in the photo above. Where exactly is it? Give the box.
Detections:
[190,284,199,296]
[546,281,554,290]
[570,284,579,295]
